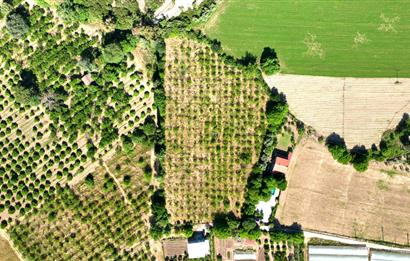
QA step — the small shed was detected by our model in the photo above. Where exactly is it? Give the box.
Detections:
[309,245,368,261]
[272,152,292,174]
[233,250,257,260]
[371,249,410,261]
[187,232,210,259]
[81,74,93,86]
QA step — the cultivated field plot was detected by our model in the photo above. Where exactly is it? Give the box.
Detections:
[0,3,154,227]
[204,0,410,77]
[8,146,154,260]
[163,36,268,224]
[264,74,410,148]
[276,138,410,245]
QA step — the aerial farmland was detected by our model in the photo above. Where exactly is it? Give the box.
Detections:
[0,0,410,260]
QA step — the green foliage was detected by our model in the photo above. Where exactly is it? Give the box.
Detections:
[6,11,29,39]
[260,47,280,75]
[175,223,194,238]
[121,135,134,155]
[0,2,12,19]
[150,189,171,239]
[211,213,237,239]
[327,142,351,165]
[269,230,304,245]
[351,149,369,172]
[326,115,410,171]
[85,174,95,188]
[102,43,125,64]
[57,0,141,29]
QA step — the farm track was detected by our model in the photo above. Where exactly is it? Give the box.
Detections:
[264,74,410,148]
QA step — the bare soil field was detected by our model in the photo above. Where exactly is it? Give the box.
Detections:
[264,74,410,148]
[276,137,410,245]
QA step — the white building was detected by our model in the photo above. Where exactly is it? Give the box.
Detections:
[187,237,210,259]
[309,245,368,261]
[233,250,257,260]
[255,189,280,224]
[371,250,410,261]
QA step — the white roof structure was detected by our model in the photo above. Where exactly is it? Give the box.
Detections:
[371,250,410,261]
[187,239,210,259]
[233,250,257,260]
[155,0,204,19]
[255,189,280,223]
[309,245,368,261]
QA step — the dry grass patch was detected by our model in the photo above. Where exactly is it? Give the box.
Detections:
[0,233,20,261]
[276,137,410,245]
[264,74,410,148]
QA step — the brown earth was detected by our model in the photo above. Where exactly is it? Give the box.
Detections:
[276,137,410,245]
[0,233,20,261]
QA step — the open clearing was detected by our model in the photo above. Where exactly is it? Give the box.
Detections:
[264,74,410,148]
[276,137,410,245]
[204,0,410,77]
[0,233,20,261]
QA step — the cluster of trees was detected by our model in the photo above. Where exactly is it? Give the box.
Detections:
[149,189,171,239]
[326,137,370,172]
[57,0,142,29]
[326,116,410,172]
[212,213,261,240]
[9,174,154,260]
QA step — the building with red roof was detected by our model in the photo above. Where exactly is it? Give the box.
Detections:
[272,152,292,174]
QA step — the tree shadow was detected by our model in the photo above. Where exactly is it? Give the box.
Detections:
[20,70,39,93]
[260,47,278,64]
[325,132,347,147]
[396,113,409,132]
[351,144,368,154]
[238,52,257,66]
[103,29,130,45]
[272,219,303,233]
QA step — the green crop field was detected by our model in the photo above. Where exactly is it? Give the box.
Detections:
[204,0,410,77]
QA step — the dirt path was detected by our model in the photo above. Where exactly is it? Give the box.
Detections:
[137,0,146,12]
[264,74,410,148]
[304,230,410,252]
[102,162,129,205]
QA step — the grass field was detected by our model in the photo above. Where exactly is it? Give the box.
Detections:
[276,137,410,245]
[204,0,410,77]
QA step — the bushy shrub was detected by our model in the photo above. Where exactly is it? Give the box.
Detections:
[260,47,280,75]
[6,12,29,39]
